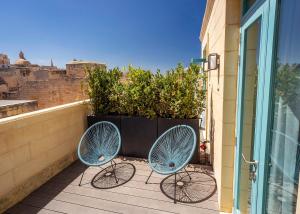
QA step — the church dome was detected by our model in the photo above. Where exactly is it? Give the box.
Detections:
[15,58,31,66]
[15,51,31,66]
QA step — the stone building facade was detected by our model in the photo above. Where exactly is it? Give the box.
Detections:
[0,52,106,109]
[66,59,105,78]
[0,54,10,69]
[200,0,241,211]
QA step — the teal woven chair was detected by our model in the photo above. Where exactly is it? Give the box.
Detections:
[146,125,196,203]
[77,121,121,186]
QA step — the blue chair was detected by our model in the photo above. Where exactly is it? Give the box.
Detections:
[77,121,121,186]
[146,125,196,203]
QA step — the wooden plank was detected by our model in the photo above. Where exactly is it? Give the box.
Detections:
[67,159,213,178]
[9,158,218,214]
[43,174,218,203]
[53,164,216,188]
[21,195,118,214]
[25,191,174,214]
[50,169,217,202]
[5,203,62,214]
[38,180,218,204]
[32,181,218,213]
[45,161,218,202]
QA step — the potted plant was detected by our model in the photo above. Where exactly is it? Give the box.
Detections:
[156,64,206,163]
[120,66,158,158]
[84,63,206,163]
[85,66,122,131]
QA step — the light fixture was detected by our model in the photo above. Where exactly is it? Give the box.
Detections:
[207,53,220,71]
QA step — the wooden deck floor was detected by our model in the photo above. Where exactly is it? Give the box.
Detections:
[6,157,219,214]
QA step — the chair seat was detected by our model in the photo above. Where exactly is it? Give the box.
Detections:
[148,125,196,175]
[81,151,115,165]
[78,121,121,166]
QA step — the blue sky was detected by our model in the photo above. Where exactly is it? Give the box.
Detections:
[0,0,206,71]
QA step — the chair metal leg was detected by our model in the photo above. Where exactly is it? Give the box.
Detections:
[184,168,192,180]
[145,170,154,184]
[174,173,177,204]
[112,159,117,168]
[79,169,85,186]
[111,161,119,184]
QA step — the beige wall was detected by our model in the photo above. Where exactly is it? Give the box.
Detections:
[0,101,89,212]
[200,0,241,212]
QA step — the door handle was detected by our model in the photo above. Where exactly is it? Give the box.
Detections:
[241,153,258,181]
[242,153,258,165]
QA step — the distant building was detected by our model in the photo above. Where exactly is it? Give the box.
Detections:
[14,51,31,66]
[0,51,106,109]
[0,54,10,69]
[66,59,106,78]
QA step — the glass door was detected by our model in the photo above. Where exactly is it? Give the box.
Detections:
[235,18,262,214]
[234,2,269,213]
[264,1,300,213]
[235,0,299,213]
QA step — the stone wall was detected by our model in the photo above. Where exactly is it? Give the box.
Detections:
[18,78,87,109]
[0,66,88,109]
[66,61,106,78]
[200,0,241,212]
[0,100,38,118]
[0,101,89,213]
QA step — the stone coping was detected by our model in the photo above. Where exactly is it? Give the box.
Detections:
[0,100,37,108]
[0,99,89,124]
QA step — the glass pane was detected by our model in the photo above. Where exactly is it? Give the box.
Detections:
[239,19,261,213]
[266,1,300,213]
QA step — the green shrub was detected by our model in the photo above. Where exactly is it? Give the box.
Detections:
[86,66,122,115]
[86,64,206,119]
[158,63,206,119]
[124,66,157,118]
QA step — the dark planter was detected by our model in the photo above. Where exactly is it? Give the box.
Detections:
[87,115,121,129]
[121,116,157,158]
[157,118,200,164]
[86,115,200,164]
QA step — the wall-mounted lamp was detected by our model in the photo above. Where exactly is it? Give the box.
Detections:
[191,54,220,73]
[207,53,220,71]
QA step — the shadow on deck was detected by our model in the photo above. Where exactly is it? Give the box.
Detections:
[6,157,219,214]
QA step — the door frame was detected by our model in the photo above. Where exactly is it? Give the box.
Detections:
[233,0,278,213]
[255,0,278,213]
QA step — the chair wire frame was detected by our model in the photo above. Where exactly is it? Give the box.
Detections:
[146,125,196,203]
[77,121,121,186]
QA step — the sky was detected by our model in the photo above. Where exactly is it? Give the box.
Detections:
[0,0,206,72]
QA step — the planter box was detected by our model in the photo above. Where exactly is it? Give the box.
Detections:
[87,115,121,129]
[157,118,200,164]
[86,115,200,164]
[121,116,157,158]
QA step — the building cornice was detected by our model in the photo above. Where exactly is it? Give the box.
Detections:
[200,0,215,41]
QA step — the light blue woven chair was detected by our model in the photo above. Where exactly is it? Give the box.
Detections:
[146,125,196,203]
[77,121,121,186]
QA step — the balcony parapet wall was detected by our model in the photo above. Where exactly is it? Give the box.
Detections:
[0,100,89,213]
